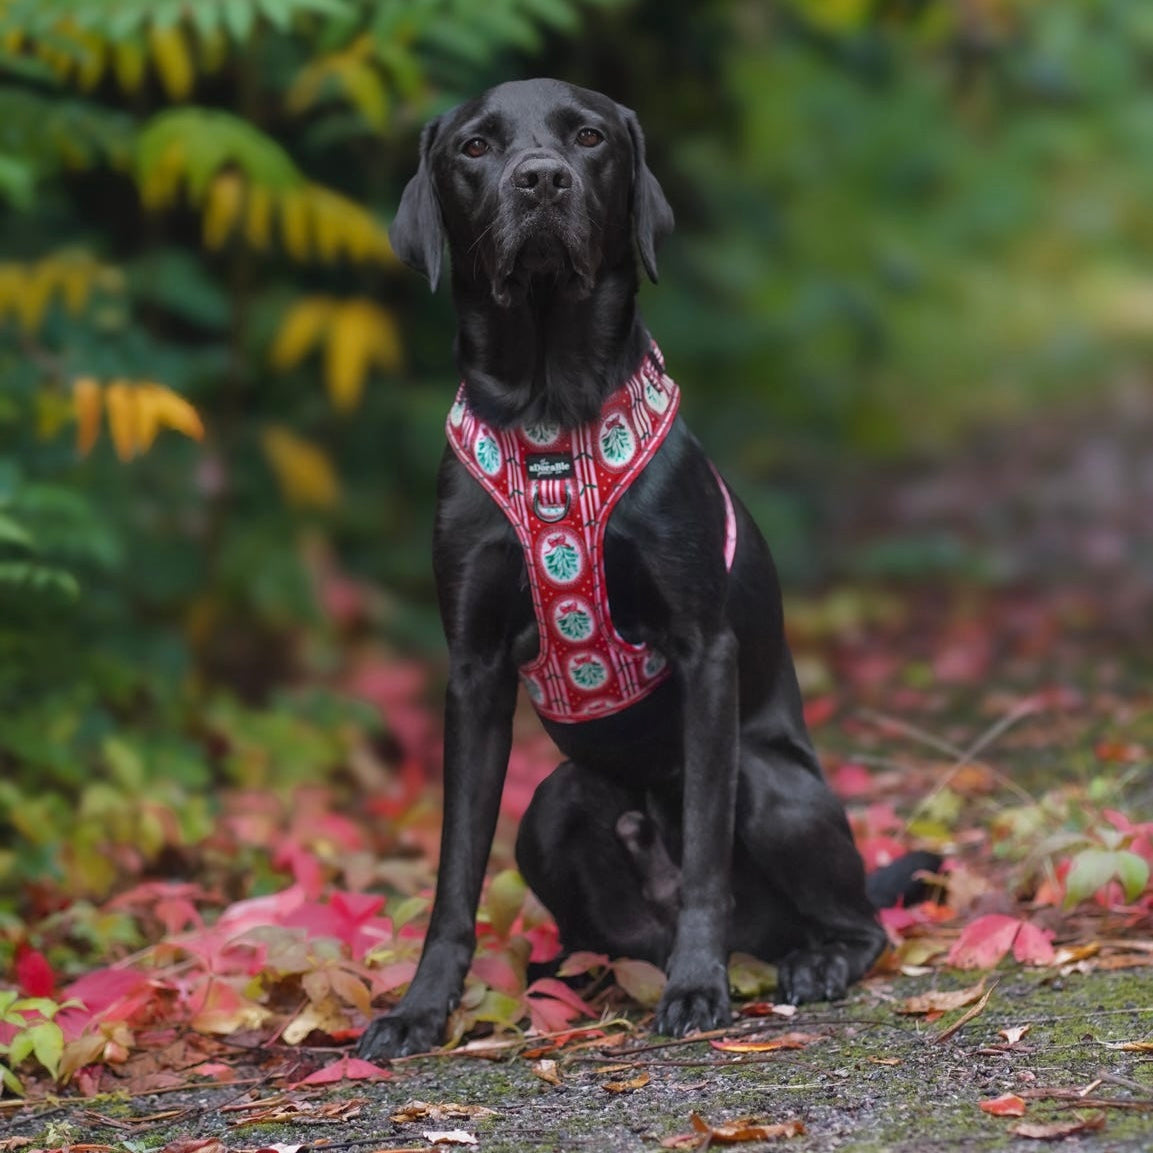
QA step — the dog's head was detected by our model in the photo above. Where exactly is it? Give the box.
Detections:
[390,78,673,306]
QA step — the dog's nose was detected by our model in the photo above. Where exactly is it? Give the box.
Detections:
[510,156,573,204]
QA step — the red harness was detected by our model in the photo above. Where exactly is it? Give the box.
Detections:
[446,346,737,724]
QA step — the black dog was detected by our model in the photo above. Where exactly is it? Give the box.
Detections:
[359,79,930,1060]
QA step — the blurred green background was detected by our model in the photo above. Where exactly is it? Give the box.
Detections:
[1,0,1150,904]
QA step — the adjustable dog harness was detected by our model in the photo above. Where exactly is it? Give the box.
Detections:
[446,346,737,723]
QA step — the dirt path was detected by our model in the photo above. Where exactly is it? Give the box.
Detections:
[5,969,1151,1152]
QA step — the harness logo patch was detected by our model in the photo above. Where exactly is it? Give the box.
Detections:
[525,453,574,481]
[598,411,637,469]
[568,653,608,691]
[539,530,583,585]
[554,598,595,642]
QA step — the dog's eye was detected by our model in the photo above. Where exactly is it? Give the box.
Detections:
[462,138,489,158]
[576,127,604,148]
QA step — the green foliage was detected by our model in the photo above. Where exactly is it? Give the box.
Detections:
[0,991,72,1095]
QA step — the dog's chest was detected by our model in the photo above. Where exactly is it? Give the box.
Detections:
[446,350,679,723]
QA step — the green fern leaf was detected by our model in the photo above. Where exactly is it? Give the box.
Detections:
[0,513,34,550]
[137,107,302,201]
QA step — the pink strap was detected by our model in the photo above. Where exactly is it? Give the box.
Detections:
[709,462,738,571]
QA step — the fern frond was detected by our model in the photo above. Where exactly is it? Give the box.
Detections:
[0,87,136,174]
[0,251,120,335]
[0,561,79,598]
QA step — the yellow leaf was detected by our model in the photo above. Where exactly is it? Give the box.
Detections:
[310,188,345,263]
[114,40,146,93]
[203,171,245,249]
[141,139,186,210]
[58,257,95,315]
[336,56,388,129]
[17,264,55,333]
[37,390,75,441]
[140,382,205,442]
[270,296,333,370]
[261,425,340,509]
[325,301,377,412]
[75,31,106,91]
[73,377,103,456]
[197,27,229,74]
[369,305,403,373]
[104,380,139,461]
[279,188,312,261]
[0,264,22,324]
[148,24,194,101]
[244,183,273,249]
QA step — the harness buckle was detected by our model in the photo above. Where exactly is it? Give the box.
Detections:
[531,483,572,523]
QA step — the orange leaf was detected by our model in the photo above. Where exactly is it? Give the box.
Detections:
[709,1031,821,1053]
[979,1093,1027,1117]
[602,1071,650,1092]
[73,376,103,456]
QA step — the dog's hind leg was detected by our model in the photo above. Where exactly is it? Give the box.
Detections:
[516,761,679,966]
[731,740,888,1004]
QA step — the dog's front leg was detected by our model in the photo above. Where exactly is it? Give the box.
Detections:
[358,653,517,1059]
[654,627,739,1035]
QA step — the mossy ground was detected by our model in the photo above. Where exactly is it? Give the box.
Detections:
[6,968,1150,1152]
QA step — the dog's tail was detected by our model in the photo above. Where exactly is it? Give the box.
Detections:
[865,850,944,909]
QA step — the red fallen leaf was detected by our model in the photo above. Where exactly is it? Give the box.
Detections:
[946,915,1053,969]
[295,1055,391,1085]
[709,1032,821,1053]
[979,1093,1027,1116]
[830,762,873,798]
[1010,1113,1106,1140]
[739,1002,796,1019]
[1011,922,1055,966]
[803,695,836,729]
[14,942,55,997]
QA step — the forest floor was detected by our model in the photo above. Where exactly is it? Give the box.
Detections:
[3,381,1152,1152]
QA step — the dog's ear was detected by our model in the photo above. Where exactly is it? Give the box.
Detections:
[622,107,674,283]
[389,117,445,292]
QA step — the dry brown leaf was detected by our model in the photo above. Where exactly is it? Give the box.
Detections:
[899,979,987,1015]
[936,981,997,1043]
[0,1140,33,1152]
[683,1113,805,1144]
[390,1100,499,1124]
[869,1056,902,1066]
[1105,1040,1153,1053]
[1010,1113,1107,1140]
[423,1131,478,1147]
[999,1024,1031,1045]
[531,1058,562,1086]
[603,1071,652,1092]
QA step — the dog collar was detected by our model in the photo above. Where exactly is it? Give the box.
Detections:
[446,345,735,723]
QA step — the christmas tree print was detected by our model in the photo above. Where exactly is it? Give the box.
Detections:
[542,533,581,583]
[599,414,635,466]
[523,420,560,446]
[475,431,501,475]
[556,600,594,641]
[569,655,608,690]
[644,379,669,413]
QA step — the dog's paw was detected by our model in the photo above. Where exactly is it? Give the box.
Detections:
[776,948,852,1005]
[356,1008,446,1061]
[654,980,732,1037]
